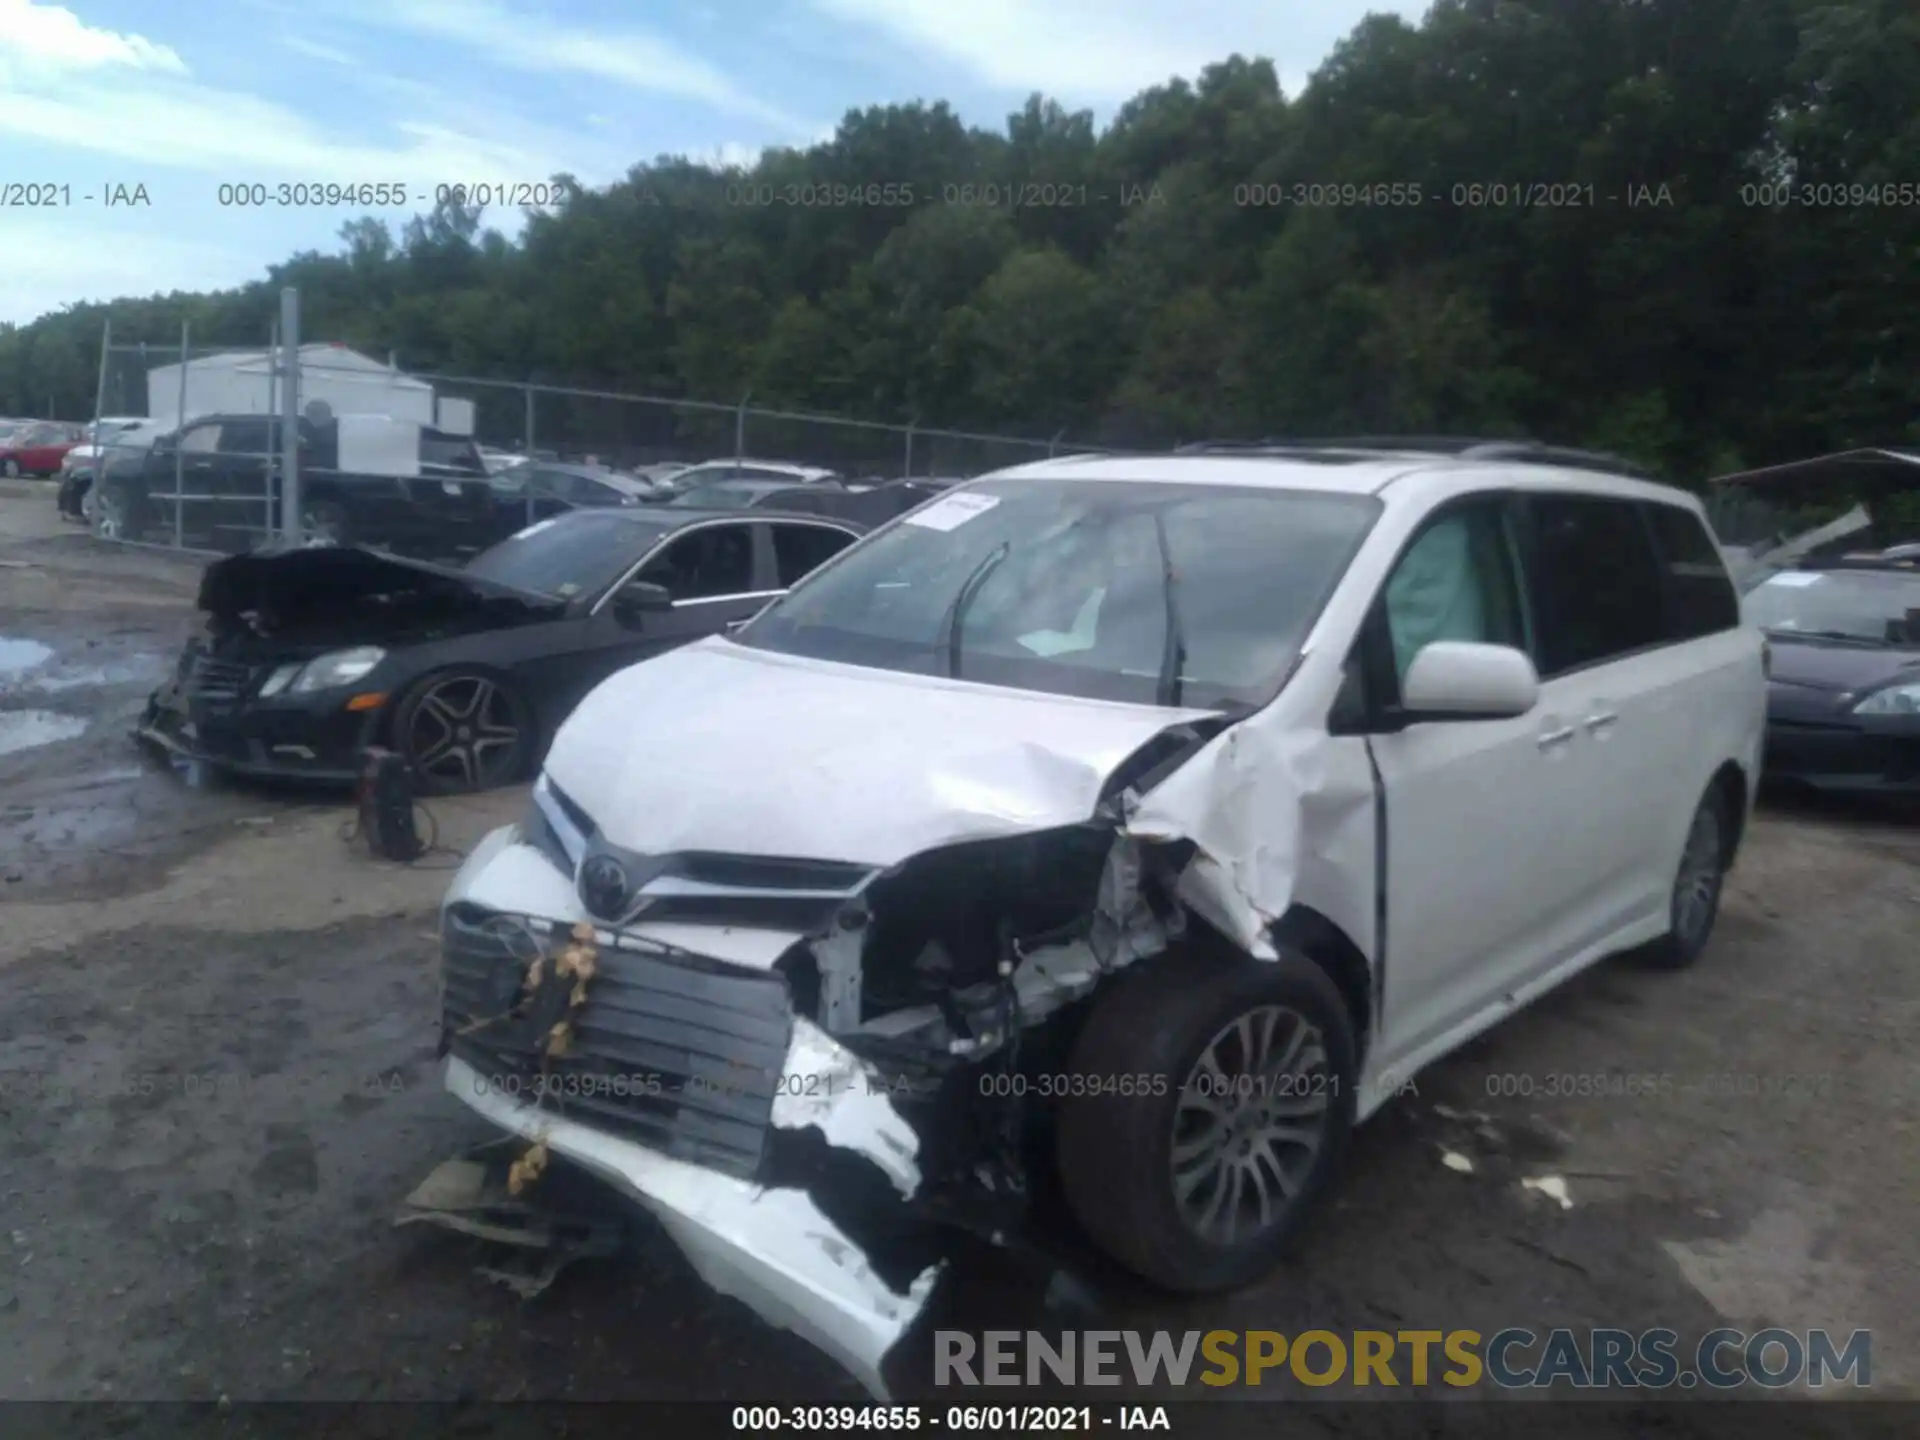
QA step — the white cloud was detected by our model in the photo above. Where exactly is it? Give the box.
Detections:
[0,219,257,325]
[278,35,360,67]
[354,0,818,136]
[0,0,186,77]
[808,0,1429,104]
[0,78,587,183]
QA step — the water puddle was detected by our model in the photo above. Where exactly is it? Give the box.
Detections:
[0,637,53,683]
[23,657,168,693]
[0,710,90,757]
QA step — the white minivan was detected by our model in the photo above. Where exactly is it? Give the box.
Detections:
[437,441,1765,1395]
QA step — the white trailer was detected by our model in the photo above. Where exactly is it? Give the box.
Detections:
[145,344,442,430]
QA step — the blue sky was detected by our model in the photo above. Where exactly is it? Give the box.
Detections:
[0,0,1425,325]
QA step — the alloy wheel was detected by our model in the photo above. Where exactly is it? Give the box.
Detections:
[1171,1004,1331,1246]
[405,675,522,790]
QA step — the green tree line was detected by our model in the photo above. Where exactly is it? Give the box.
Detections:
[2,0,1915,481]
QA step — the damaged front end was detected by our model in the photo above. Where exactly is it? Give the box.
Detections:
[434,717,1254,1398]
[138,543,559,782]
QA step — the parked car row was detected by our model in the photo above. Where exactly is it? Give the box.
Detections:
[1,419,84,476]
[136,437,1772,1400]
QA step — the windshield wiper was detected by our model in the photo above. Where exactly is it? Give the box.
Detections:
[1152,511,1187,706]
[944,541,1011,679]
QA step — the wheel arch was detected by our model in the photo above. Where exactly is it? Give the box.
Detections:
[382,657,527,744]
[1709,760,1749,869]
[1269,904,1374,1064]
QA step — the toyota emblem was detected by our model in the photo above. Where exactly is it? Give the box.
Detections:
[579,854,630,920]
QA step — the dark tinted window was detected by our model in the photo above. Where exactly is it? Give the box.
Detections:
[1523,495,1667,674]
[217,419,273,456]
[465,512,670,599]
[772,524,857,586]
[1643,502,1740,638]
[566,474,619,506]
[1382,499,1527,684]
[637,523,756,600]
[420,431,485,475]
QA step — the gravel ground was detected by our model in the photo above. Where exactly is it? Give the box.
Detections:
[1,493,1914,1430]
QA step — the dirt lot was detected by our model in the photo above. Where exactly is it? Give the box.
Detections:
[1,487,1915,1424]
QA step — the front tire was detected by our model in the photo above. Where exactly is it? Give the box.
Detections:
[392,668,534,795]
[1056,946,1358,1292]
[94,484,146,542]
[3,459,18,478]
[1642,787,1730,970]
[301,498,352,545]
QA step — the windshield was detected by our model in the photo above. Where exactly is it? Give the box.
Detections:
[737,477,1379,709]
[462,511,670,600]
[1744,568,1920,644]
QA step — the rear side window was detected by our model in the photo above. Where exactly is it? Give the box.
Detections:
[1522,494,1667,675]
[772,523,857,586]
[1642,502,1740,639]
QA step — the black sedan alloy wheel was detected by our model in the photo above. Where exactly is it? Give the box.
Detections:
[395,670,531,794]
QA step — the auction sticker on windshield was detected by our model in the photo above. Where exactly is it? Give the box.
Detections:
[906,492,1000,532]
[1764,572,1822,587]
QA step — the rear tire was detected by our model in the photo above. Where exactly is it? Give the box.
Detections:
[393,668,534,795]
[1642,787,1730,970]
[3,459,18,478]
[1055,946,1357,1292]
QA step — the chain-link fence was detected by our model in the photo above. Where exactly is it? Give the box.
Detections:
[414,370,1108,479]
[79,324,294,553]
[77,295,1127,560]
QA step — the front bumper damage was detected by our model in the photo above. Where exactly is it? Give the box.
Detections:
[434,704,1371,1397]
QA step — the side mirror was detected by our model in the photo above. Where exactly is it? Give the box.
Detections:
[613,581,674,623]
[1399,641,1539,722]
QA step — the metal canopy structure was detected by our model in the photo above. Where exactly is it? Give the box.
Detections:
[1710,447,1920,490]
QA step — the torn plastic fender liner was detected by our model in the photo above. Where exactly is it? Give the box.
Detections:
[451,1055,942,1399]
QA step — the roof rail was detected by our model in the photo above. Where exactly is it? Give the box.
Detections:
[1172,435,1655,480]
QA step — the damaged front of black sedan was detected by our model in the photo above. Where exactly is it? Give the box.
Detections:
[137,508,855,791]
[435,472,1387,1396]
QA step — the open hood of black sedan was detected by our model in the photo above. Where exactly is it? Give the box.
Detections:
[1767,634,1920,694]
[198,543,564,640]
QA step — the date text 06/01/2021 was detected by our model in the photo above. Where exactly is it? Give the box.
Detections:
[730,1405,1171,1431]
[212,181,568,208]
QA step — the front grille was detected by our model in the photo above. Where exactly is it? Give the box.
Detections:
[187,652,256,703]
[442,905,794,1180]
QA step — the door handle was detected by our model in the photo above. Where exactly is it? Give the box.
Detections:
[1583,710,1619,733]
[1537,724,1576,751]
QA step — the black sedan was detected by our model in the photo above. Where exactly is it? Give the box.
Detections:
[1748,557,1920,796]
[137,506,865,793]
